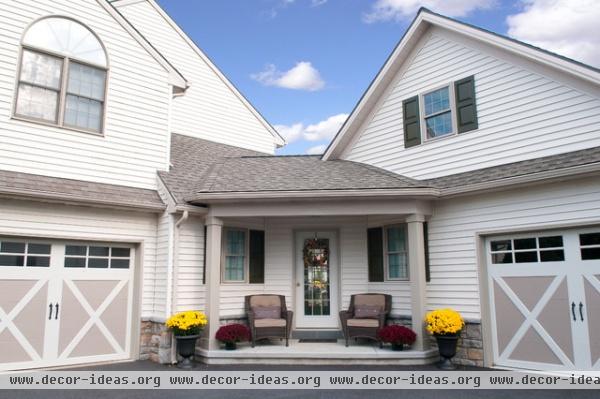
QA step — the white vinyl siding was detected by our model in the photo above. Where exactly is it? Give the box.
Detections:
[174,216,206,313]
[0,0,171,189]
[116,0,278,154]
[344,28,600,179]
[427,176,600,320]
[0,198,160,319]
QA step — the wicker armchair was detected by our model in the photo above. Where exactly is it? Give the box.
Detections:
[245,294,293,347]
[339,293,392,347]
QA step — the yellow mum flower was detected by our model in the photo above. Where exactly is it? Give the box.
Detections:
[425,308,464,335]
[165,310,208,336]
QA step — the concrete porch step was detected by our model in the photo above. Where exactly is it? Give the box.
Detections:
[291,329,343,340]
[198,339,439,365]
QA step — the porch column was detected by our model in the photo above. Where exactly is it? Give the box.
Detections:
[407,214,429,351]
[205,216,222,351]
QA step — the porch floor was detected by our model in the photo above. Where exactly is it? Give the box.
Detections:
[199,339,439,365]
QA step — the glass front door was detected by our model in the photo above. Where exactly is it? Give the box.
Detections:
[295,232,338,328]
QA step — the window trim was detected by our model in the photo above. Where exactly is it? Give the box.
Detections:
[383,224,409,282]
[12,16,109,136]
[418,83,458,143]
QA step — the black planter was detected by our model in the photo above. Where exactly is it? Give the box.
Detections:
[391,343,404,351]
[435,334,460,370]
[175,334,199,369]
[224,342,237,350]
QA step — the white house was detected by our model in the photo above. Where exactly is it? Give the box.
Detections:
[0,0,599,372]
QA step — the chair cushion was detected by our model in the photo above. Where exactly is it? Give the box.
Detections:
[254,318,286,328]
[347,318,379,328]
[353,294,385,309]
[249,295,281,308]
[253,306,281,319]
[354,304,381,319]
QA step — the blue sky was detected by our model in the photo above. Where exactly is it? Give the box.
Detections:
[156,0,599,155]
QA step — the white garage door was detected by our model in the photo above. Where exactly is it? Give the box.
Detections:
[486,228,600,371]
[0,238,135,371]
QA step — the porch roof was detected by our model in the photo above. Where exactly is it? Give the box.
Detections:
[160,134,600,204]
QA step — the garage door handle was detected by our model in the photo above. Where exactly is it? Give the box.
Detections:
[571,302,576,321]
[579,302,584,322]
[48,303,53,320]
[54,303,59,320]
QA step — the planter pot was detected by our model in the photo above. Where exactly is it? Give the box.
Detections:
[224,342,237,350]
[175,334,200,369]
[391,343,404,351]
[435,334,460,370]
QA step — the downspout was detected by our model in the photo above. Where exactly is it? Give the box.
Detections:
[169,210,189,363]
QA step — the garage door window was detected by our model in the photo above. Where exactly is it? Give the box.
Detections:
[0,241,51,267]
[64,245,130,269]
[580,232,600,260]
[490,235,564,264]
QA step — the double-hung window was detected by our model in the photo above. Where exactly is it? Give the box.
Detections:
[14,17,108,133]
[385,225,408,280]
[223,229,246,282]
[422,86,454,139]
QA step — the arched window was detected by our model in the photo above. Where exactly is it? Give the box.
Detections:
[14,17,108,133]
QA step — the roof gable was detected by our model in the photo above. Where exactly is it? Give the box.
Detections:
[323,8,600,160]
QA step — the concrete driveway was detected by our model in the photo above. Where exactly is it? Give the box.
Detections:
[4,361,598,399]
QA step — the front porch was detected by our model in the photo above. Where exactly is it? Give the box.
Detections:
[199,197,434,362]
[198,339,439,365]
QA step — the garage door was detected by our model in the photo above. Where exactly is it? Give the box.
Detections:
[486,228,600,371]
[0,238,135,371]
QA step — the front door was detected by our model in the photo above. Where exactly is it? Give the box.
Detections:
[295,231,339,329]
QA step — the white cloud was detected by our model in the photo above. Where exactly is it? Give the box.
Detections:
[251,62,325,91]
[363,0,495,23]
[274,113,349,144]
[311,0,328,6]
[506,0,600,68]
[306,144,328,155]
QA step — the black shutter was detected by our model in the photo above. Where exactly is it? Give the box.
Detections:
[454,75,478,133]
[249,230,265,284]
[423,222,431,282]
[202,225,207,285]
[402,96,421,148]
[367,227,384,282]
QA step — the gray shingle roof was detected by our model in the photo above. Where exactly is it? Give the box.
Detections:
[192,155,426,195]
[427,146,600,189]
[0,169,165,210]
[160,135,600,202]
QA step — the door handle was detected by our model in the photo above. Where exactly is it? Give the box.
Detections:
[48,303,53,320]
[54,303,59,320]
[579,302,584,322]
[571,302,576,321]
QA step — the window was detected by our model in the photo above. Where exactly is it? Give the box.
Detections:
[221,228,265,283]
[580,232,600,260]
[385,225,408,280]
[0,241,51,267]
[490,235,564,264]
[14,17,107,133]
[423,86,453,139]
[402,76,478,148]
[64,245,130,269]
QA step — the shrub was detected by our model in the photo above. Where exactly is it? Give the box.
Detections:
[377,325,417,345]
[216,323,251,344]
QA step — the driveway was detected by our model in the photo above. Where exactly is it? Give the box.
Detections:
[4,361,598,399]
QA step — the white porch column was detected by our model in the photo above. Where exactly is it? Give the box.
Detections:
[407,214,429,351]
[204,216,222,350]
